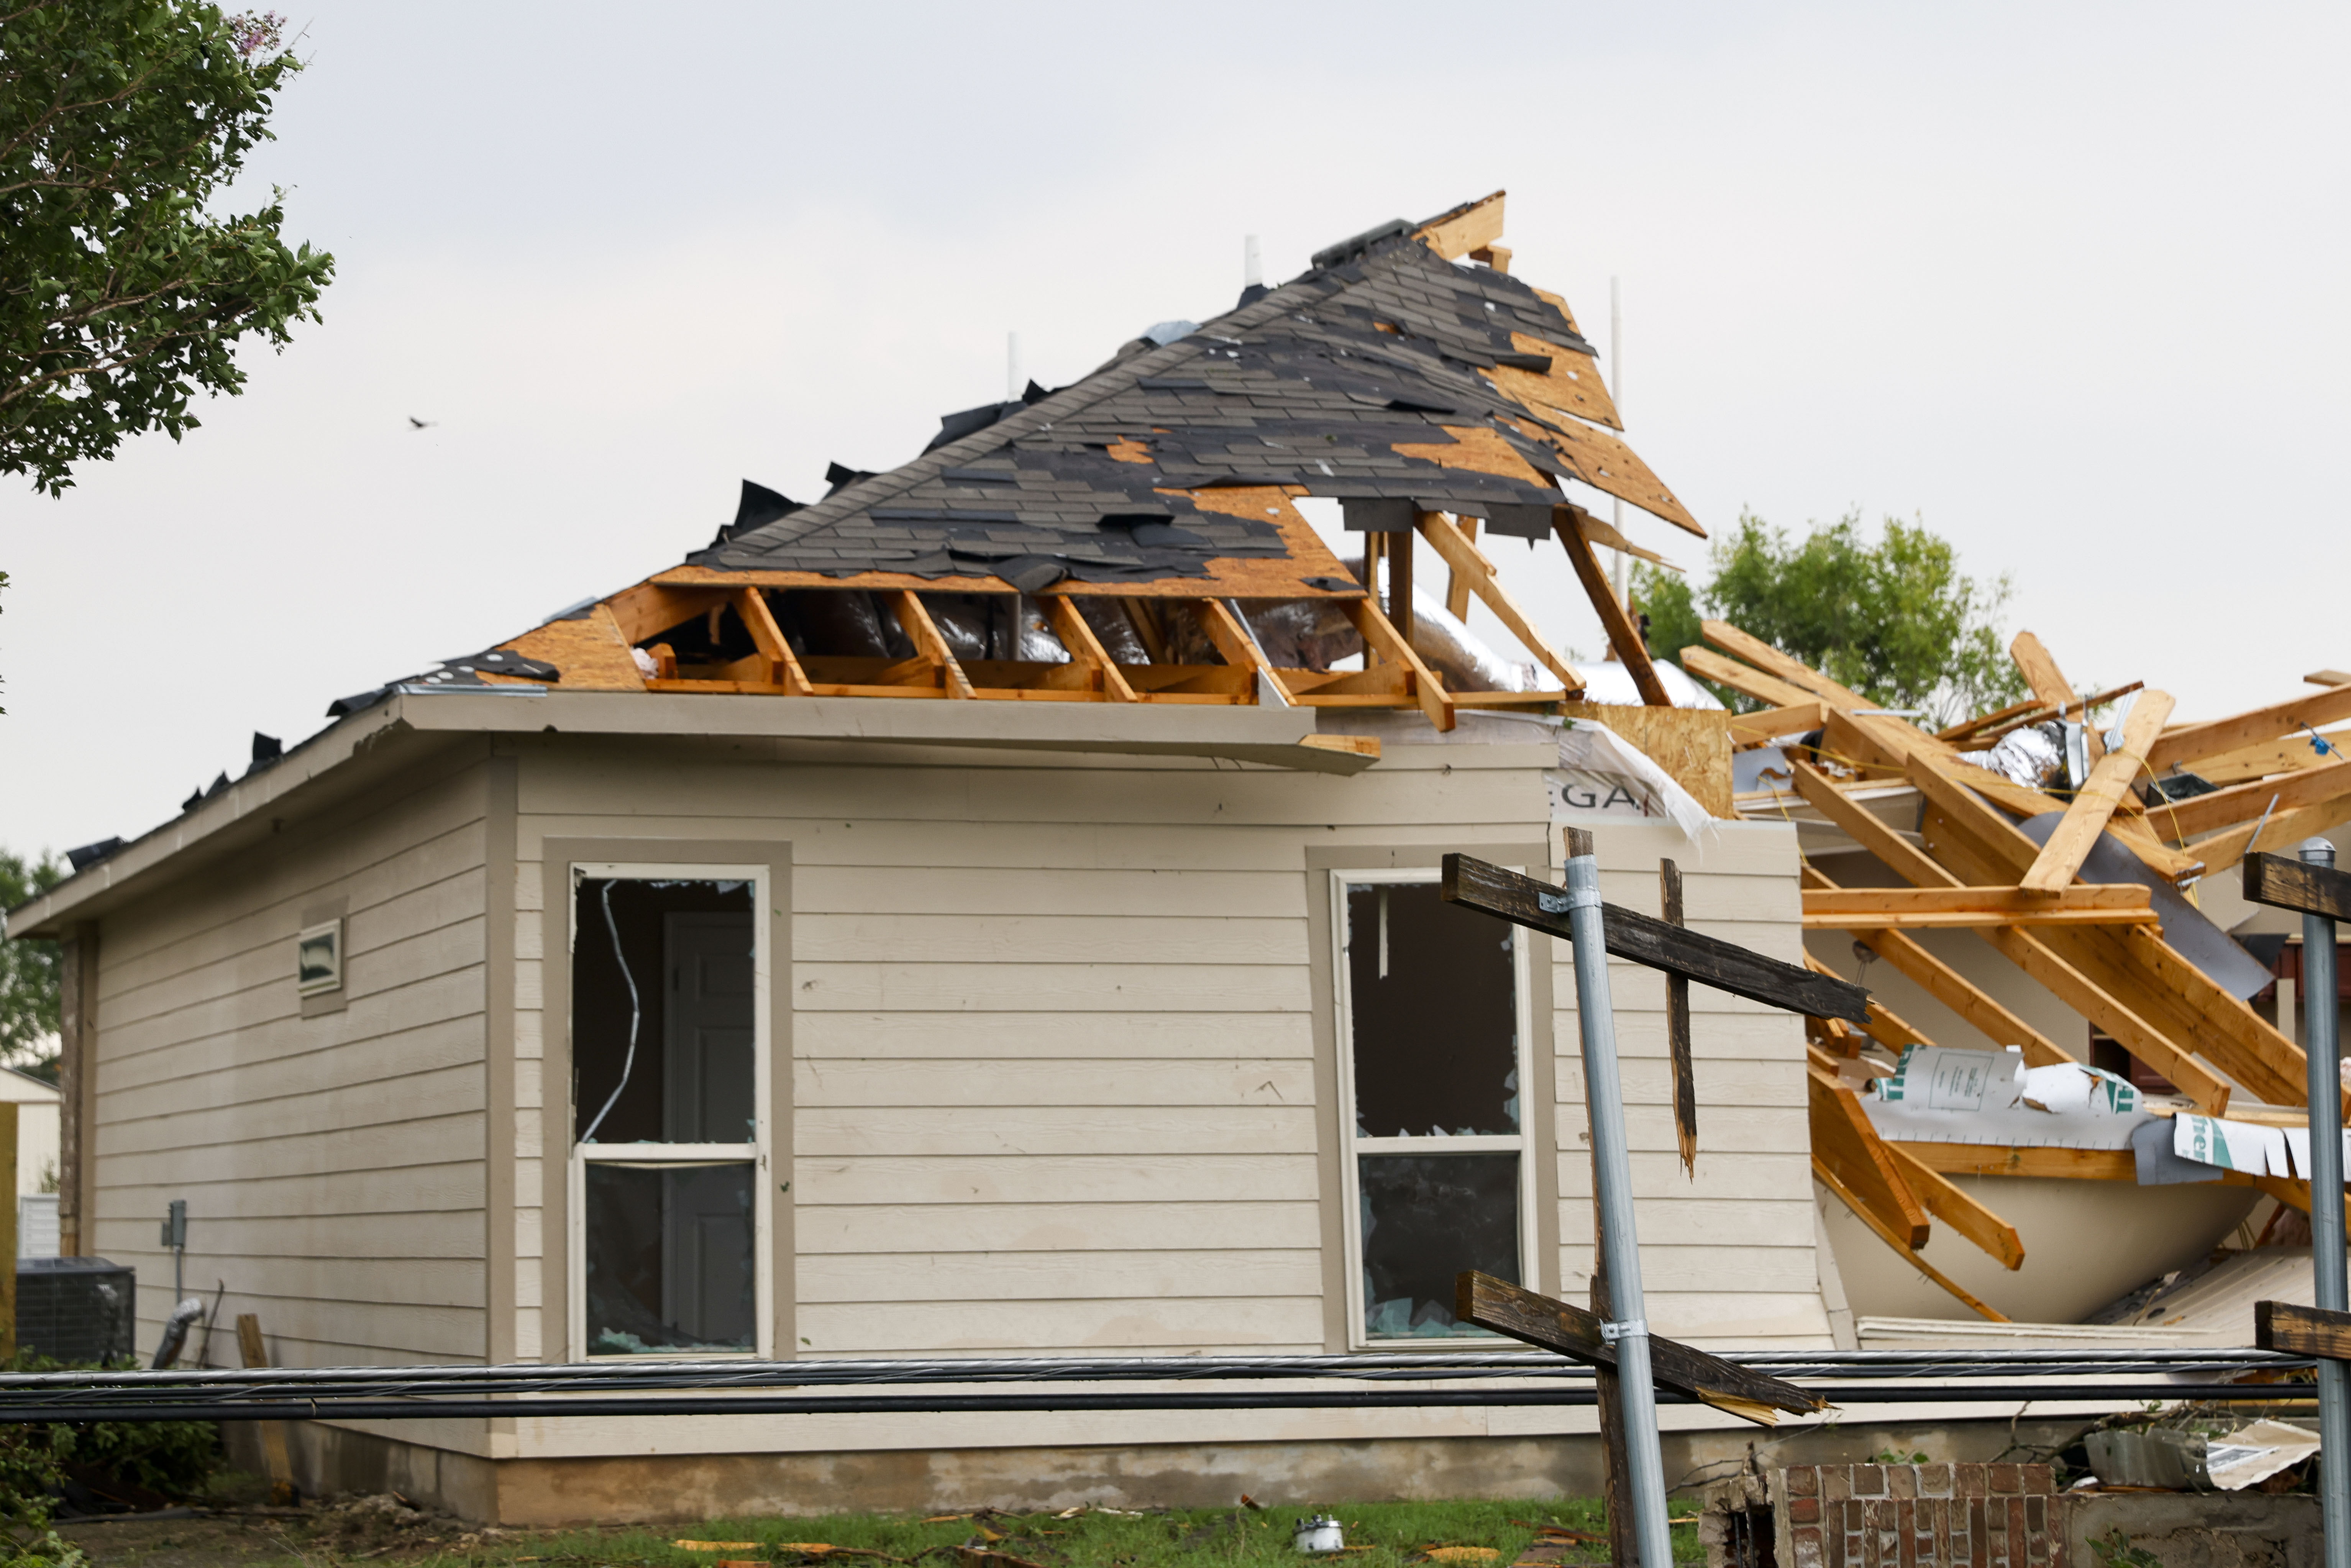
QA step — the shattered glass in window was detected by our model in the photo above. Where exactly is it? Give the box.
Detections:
[1345,882,1518,1137]
[1359,1153,1520,1338]
[583,1162,755,1355]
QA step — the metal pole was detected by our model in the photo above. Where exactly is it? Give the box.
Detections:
[2299,835,2349,1568]
[1562,828,1673,1568]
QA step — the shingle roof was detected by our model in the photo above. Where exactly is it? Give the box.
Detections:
[676,213,1695,596]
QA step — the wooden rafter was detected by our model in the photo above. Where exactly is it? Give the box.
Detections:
[732,588,811,696]
[1681,646,1818,711]
[1442,515,1478,619]
[886,590,976,699]
[2157,754,2351,842]
[1884,1143,2026,1271]
[2009,631,2102,764]
[1730,700,1828,749]
[1196,599,1298,707]
[2020,691,2173,892]
[1343,596,1455,732]
[1039,596,1138,702]
[1416,511,1586,695]
[2151,682,2351,772]
[1808,1064,1929,1249]
[1812,1156,2008,1322]
[1558,506,1670,706]
[1802,884,2156,930]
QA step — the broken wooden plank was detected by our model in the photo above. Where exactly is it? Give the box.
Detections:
[1455,1271,1826,1422]
[1809,1065,1929,1249]
[2253,1299,2351,1359]
[1442,514,1479,620]
[1801,885,2158,929]
[2186,790,2351,879]
[2244,850,2351,923]
[1813,1161,2009,1323]
[1885,1143,2026,1271]
[1730,700,1828,749]
[1440,853,1871,1022]
[1558,507,1670,705]
[237,1314,298,1505]
[1417,511,1585,694]
[2020,692,2174,892]
[1661,858,1697,1178]
[1702,621,1873,710]
[1413,190,1507,259]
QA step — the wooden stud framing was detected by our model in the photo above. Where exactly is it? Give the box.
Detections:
[886,590,976,699]
[1416,511,1586,695]
[1558,506,1671,705]
[2020,691,2174,892]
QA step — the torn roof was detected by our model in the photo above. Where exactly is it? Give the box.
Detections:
[673,200,1695,596]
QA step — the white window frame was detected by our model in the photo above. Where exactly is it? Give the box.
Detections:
[1330,866,1538,1350]
[566,861,773,1361]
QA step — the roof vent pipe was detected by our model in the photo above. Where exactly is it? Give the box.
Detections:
[1006,331,1022,400]
[1244,234,1262,289]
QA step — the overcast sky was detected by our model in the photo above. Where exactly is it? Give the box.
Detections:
[4,0,2345,861]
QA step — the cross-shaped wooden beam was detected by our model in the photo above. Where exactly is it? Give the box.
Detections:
[2246,850,2351,922]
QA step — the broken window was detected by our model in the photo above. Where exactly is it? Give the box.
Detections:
[1334,873,1532,1343]
[571,871,764,1356]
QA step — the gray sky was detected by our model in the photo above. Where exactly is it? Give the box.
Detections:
[4,0,2345,860]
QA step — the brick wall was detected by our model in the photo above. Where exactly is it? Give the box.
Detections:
[1702,1461,2063,1568]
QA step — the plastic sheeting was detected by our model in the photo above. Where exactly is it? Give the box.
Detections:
[1956,722,2064,790]
[1552,717,1714,840]
[1864,1045,2150,1150]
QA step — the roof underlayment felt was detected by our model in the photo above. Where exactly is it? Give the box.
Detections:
[677,215,1695,593]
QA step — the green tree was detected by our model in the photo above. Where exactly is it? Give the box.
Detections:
[1,1,333,495]
[0,850,65,1072]
[1633,511,2028,728]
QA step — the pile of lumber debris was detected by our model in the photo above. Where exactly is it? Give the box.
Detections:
[1688,618,2351,1321]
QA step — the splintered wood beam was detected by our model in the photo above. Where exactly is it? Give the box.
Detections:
[1814,1160,2009,1323]
[886,590,976,699]
[1702,621,1874,710]
[1801,885,2157,929]
[1039,595,1139,702]
[1885,1143,2026,1271]
[2020,691,2174,892]
[1416,511,1585,695]
[1558,506,1672,706]
[1196,599,1298,708]
[1937,697,2052,746]
[1342,597,1454,732]
[732,588,811,695]
[1661,858,1698,1178]
[1442,853,1872,1021]
[1731,701,1829,749]
[2244,850,2351,922]
[2009,631,2100,763]
[2157,756,2351,842]
[1808,1064,1929,1250]
[1679,646,1819,711]
[2254,1300,2351,1359]
[1454,1270,1825,1423]
[2151,682,2351,772]
[1803,952,1933,1052]
[1443,514,1478,620]
[1791,763,1960,887]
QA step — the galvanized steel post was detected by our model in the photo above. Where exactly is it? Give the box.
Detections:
[2299,836,2348,1568]
[1561,830,1673,1568]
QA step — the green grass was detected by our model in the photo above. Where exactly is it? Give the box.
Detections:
[435,1496,1705,1568]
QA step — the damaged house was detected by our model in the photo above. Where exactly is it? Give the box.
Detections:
[7,189,2342,1523]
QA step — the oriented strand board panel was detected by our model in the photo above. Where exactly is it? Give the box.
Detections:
[1560,700,1736,818]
